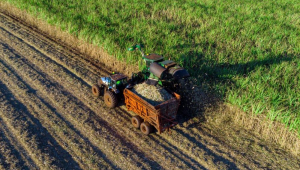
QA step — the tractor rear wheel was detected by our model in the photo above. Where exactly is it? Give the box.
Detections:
[140,122,152,135]
[104,91,118,108]
[131,116,143,129]
[92,84,101,97]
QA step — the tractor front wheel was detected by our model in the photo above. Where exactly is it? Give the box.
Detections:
[92,84,101,97]
[104,91,118,108]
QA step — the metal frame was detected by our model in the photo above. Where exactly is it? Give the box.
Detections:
[124,88,180,134]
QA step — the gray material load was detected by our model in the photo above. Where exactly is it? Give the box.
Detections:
[131,83,173,106]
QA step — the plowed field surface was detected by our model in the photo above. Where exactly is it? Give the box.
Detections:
[0,12,299,170]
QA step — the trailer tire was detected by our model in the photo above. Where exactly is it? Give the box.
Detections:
[92,84,101,97]
[104,91,118,108]
[131,116,143,129]
[140,122,152,135]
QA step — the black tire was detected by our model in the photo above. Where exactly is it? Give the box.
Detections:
[140,122,152,135]
[131,116,143,129]
[104,91,118,108]
[92,84,101,97]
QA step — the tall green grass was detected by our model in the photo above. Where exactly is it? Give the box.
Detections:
[4,0,300,134]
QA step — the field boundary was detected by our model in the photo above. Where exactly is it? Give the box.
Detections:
[0,1,138,77]
[205,103,300,155]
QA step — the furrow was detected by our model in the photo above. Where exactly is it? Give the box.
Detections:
[0,34,154,170]
[0,77,70,169]
[0,13,111,81]
[0,21,209,169]
[0,117,37,170]
[0,55,113,169]
[0,120,30,170]
[189,127,256,170]
[163,126,248,170]
[190,125,300,170]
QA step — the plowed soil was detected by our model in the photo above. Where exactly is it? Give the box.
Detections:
[0,12,299,170]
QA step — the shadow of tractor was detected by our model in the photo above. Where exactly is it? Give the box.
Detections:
[174,43,294,128]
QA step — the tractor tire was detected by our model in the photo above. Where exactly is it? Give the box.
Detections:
[140,122,152,135]
[104,91,118,108]
[92,84,101,97]
[131,116,143,129]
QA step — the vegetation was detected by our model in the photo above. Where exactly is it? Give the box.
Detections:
[4,0,300,134]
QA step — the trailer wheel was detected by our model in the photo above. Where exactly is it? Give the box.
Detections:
[104,91,118,108]
[140,122,152,135]
[92,84,101,97]
[131,116,143,129]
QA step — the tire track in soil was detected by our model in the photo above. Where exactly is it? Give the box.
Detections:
[0,118,30,170]
[0,19,211,169]
[0,55,114,169]
[187,127,259,170]
[0,78,79,169]
[171,128,243,169]
[0,33,161,170]
[0,13,111,84]
[0,117,37,170]
[193,125,300,169]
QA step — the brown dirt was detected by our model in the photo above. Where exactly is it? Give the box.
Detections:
[0,4,299,170]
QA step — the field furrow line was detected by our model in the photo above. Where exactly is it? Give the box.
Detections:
[151,118,259,170]
[0,13,111,83]
[0,23,213,169]
[0,78,75,169]
[0,120,30,170]
[0,36,157,170]
[166,126,253,170]
[191,125,300,169]
[0,132,25,170]
[0,57,114,169]
[188,126,257,169]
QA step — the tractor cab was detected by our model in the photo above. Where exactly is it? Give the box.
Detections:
[99,73,128,94]
[92,73,129,108]
[110,73,128,90]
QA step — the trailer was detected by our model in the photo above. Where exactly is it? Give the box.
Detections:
[123,88,180,135]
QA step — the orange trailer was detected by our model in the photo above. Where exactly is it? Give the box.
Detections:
[123,88,180,135]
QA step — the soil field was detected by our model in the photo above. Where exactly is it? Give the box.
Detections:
[0,12,299,170]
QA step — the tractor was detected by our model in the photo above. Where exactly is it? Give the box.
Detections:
[92,73,129,108]
[128,44,190,89]
[92,44,189,108]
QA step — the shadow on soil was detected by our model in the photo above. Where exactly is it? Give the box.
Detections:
[0,118,31,170]
[167,46,295,168]
[151,135,208,170]
[0,43,164,169]
[176,128,240,169]
[115,107,210,169]
[0,80,81,169]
